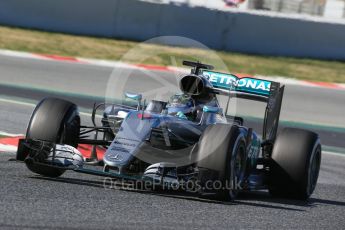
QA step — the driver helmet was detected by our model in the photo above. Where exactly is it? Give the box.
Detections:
[167,94,194,120]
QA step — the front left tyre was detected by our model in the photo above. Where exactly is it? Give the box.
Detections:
[269,128,322,200]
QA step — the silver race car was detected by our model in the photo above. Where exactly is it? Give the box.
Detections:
[16,61,321,200]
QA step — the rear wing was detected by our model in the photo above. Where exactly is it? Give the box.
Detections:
[202,70,271,100]
[202,70,284,141]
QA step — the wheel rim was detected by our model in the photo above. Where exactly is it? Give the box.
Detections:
[235,145,245,180]
[61,115,80,147]
[307,145,321,196]
[229,141,246,198]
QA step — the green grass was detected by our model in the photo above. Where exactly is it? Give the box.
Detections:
[1,25,345,83]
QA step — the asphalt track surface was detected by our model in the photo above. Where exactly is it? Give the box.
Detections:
[0,152,345,229]
[0,54,345,229]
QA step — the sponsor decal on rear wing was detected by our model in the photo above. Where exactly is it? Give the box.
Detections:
[202,70,272,96]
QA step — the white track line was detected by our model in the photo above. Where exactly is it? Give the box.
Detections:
[0,144,18,152]
[0,131,24,137]
[0,97,101,118]
[0,97,35,108]
[322,151,345,158]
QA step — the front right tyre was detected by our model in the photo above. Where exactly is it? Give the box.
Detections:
[196,124,247,201]
[24,98,80,177]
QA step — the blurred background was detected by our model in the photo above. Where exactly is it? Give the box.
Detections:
[1,0,345,62]
[148,0,344,18]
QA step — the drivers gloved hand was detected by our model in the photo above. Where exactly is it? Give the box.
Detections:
[176,111,188,119]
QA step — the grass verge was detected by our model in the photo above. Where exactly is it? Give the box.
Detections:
[1,25,345,83]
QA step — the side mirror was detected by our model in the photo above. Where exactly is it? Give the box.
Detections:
[203,106,222,114]
[125,92,142,110]
[199,106,223,125]
[125,92,142,101]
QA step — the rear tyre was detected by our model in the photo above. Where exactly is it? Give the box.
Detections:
[196,124,247,201]
[269,128,321,200]
[25,98,80,177]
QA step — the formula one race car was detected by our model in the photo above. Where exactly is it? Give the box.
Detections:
[16,61,321,200]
